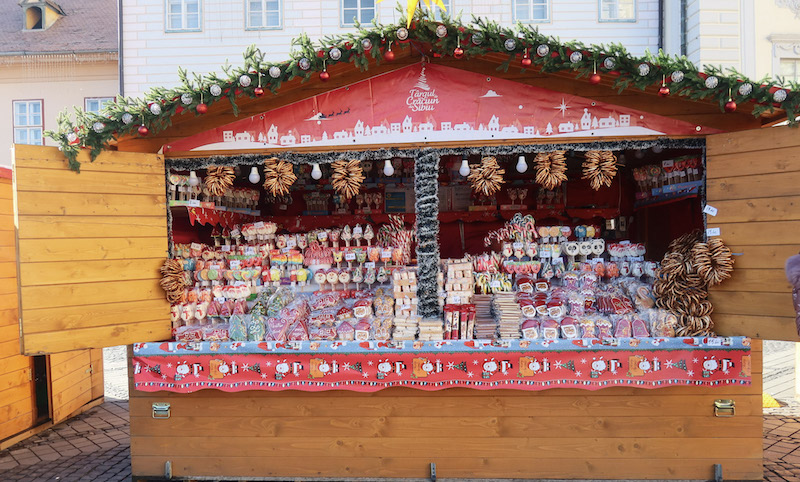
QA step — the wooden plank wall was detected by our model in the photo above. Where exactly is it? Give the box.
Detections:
[13,145,171,354]
[48,349,102,424]
[0,173,36,442]
[130,341,763,481]
[706,126,800,341]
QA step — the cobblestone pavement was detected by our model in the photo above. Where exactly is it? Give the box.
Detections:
[1,343,799,481]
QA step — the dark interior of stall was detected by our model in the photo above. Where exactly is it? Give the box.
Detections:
[169,146,704,262]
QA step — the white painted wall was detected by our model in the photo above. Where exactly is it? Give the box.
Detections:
[121,0,662,97]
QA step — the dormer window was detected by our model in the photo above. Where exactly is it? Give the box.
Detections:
[19,0,65,31]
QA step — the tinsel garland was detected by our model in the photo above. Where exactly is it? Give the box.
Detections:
[414,152,441,319]
[46,11,797,171]
[166,138,706,170]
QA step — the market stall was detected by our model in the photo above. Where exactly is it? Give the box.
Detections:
[10,15,800,481]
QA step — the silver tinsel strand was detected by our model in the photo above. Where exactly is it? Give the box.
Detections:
[414,152,441,319]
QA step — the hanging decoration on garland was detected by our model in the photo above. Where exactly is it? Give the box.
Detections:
[377,0,448,28]
[160,259,188,305]
[652,232,735,337]
[534,151,568,190]
[47,13,799,172]
[204,166,235,196]
[262,158,297,196]
[330,160,365,199]
[582,150,617,190]
[467,156,505,195]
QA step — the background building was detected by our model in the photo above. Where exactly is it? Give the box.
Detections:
[0,0,118,167]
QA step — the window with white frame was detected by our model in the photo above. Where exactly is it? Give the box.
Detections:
[780,58,800,82]
[599,0,635,22]
[341,0,374,27]
[247,0,281,29]
[514,0,549,23]
[85,97,114,114]
[420,0,453,21]
[13,100,43,146]
[167,0,201,31]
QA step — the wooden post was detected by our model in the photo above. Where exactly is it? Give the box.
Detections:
[414,151,440,319]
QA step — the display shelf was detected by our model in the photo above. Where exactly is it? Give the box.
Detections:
[634,192,700,210]
[172,206,260,229]
[132,337,752,393]
[565,208,620,220]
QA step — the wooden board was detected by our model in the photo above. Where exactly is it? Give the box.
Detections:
[13,145,171,355]
[128,342,763,481]
[48,350,93,424]
[707,126,800,341]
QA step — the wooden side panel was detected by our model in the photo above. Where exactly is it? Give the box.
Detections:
[706,126,800,341]
[129,342,763,481]
[48,350,93,424]
[90,349,104,401]
[0,176,36,442]
[13,145,171,354]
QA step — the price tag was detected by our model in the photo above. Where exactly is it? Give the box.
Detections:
[591,257,605,264]
[345,252,356,261]
[286,238,297,248]
[552,256,563,265]
[382,249,393,258]
[706,227,721,237]
[281,247,291,254]
[221,245,231,252]
[190,242,202,250]
[229,260,241,269]
[452,295,461,304]
[230,229,240,237]
[703,205,718,216]
[317,231,328,241]
[233,281,247,287]
[364,262,376,268]
[662,160,674,168]
[178,186,187,193]
[187,199,201,207]
[215,297,226,304]
[512,242,523,250]
[540,248,551,258]
[245,247,256,256]
[706,337,722,346]
[620,240,631,245]
[490,280,502,289]
[254,221,265,229]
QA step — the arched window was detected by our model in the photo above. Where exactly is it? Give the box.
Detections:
[25,6,43,30]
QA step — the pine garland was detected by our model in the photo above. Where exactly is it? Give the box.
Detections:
[45,12,797,172]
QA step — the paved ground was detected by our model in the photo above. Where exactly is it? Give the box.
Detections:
[0,343,799,481]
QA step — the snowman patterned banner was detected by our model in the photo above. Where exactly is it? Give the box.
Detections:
[168,63,720,153]
[132,337,751,393]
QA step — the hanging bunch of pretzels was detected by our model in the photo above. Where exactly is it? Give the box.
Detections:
[160,258,188,304]
[331,160,365,200]
[534,150,568,190]
[262,158,297,197]
[204,166,235,196]
[468,156,505,196]
[582,150,618,190]
[653,231,735,336]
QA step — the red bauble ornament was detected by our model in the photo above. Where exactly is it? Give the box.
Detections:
[196,103,208,114]
[137,125,149,136]
[521,56,532,67]
[384,49,395,61]
[453,47,464,59]
[589,73,601,84]
[658,85,670,97]
[319,70,330,81]
[724,99,737,113]
[254,86,265,97]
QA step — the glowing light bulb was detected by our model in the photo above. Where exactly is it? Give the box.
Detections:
[459,159,470,177]
[311,163,322,180]
[248,166,260,184]
[188,170,200,186]
[516,155,528,173]
[651,146,663,154]
[383,160,394,176]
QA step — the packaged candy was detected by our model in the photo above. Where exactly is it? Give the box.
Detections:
[309,325,337,341]
[287,321,309,341]
[353,298,373,318]
[614,316,632,338]
[650,310,678,337]
[337,321,355,341]
[310,291,342,311]
[202,323,230,341]
[175,325,204,342]
[632,317,650,338]
[267,317,290,342]
[354,319,372,341]
[247,315,267,341]
[596,318,613,339]
[541,318,560,340]
[578,318,596,338]
[229,314,248,341]
[521,319,540,339]
[560,317,579,339]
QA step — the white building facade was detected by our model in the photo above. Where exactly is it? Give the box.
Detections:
[121,0,661,97]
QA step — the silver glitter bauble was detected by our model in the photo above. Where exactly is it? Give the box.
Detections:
[329,47,342,61]
[738,82,753,96]
[670,70,684,83]
[704,76,719,89]
[66,132,78,143]
[773,89,788,102]
[268,66,281,78]
[569,51,583,63]
[121,113,133,125]
[92,122,105,133]
[637,63,650,76]
[149,103,162,115]
[603,57,616,70]
[471,32,484,45]
[396,27,409,41]
[435,24,447,38]
[504,38,516,51]
[298,57,311,70]
[239,74,252,87]
[210,84,222,96]
[180,93,193,105]
[361,38,372,51]
[536,44,550,57]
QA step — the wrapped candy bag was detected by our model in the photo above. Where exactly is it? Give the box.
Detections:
[247,314,267,341]
[229,314,248,341]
